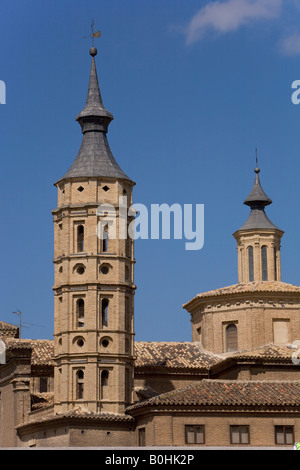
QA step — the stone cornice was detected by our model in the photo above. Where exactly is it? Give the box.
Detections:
[184,282,300,313]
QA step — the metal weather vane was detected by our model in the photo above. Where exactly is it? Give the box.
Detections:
[83,20,101,47]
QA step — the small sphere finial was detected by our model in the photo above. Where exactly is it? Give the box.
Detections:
[255,167,260,174]
[90,47,97,57]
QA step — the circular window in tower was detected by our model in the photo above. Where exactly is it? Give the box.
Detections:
[100,263,111,275]
[75,264,85,275]
[100,336,112,349]
[73,336,85,348]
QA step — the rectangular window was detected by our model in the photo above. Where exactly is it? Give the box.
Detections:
[230,425,250,444]
[273,320,290,344]
[185,425,205,444]
[275,426,294,445]
[39,377,48,393]
[138,428,146,447]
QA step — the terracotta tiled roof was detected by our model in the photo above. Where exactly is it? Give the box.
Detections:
[57,409,135,423]
[231,343,298,360]
[1,339,223,370]
[3,338,299,370]
[184,281,300,307]
[31,393,54,410]
[134,385,159,400]
[5,338,297,369]
[16,407,134,431]
[0,321,19,338]
[134,342,222,369]
[127,379,300,412]
[4,338,54,366]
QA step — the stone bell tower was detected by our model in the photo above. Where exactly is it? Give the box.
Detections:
[233,164,284,284]
[52,46,136,415]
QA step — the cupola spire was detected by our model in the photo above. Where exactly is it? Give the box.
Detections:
[243,164,272,211]
[239,164,279,231]
[75,46,114,126]
[233,159,284,283]
[57,41,133,183]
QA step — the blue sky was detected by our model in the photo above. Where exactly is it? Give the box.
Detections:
[1,0,300,341]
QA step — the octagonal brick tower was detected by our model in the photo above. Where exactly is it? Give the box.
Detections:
[52,47,136,414]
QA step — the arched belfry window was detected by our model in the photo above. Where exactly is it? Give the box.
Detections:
[77,225,84,252]
[274,247,277,281]
[102,225,108,253]
[248,246,254,282]
[77,299,85,328]
[226,324,238,352]
[101,299,109,327]
[126,236,131,259]
[76,369,84,400]
[101,370,109,399]
[261,246,268,281]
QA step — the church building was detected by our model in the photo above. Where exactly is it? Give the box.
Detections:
[1,46,300,448]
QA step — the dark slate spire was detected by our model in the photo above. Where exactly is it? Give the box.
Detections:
[243,167,272,209]
[237,165,282,232]
[57,47,133,183]
[75,47,113,124]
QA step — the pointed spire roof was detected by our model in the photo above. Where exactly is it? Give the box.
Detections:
[57,47,133,184]
[236,165,283,232]
[75,47,114,123]
[243,167,272,208]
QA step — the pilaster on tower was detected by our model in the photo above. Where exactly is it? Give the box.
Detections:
[52,46,136,415]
